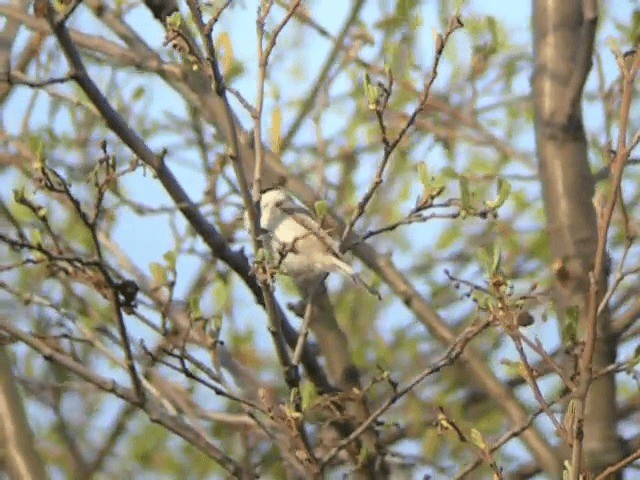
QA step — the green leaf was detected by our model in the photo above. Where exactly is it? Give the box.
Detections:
[188,295,202,319]
[150,262,167,286]
[491,244,502,275]
[216,32,233,76]
[631,10,640,44]
[563,399,577,432]
[35,206,48,220]
[358,443,371,463]
[500,359,521,378]
[163,250,177,270]
[417,162,430,188]
[131,85,145,101]
[28,136,46,171]
[363,73,379,110]
[487,16,498,44]
[470,428,486,450]
[313,200,329,218]
[435,227,459,250]
[562,306,580,344]
[606,37,622,58]
[166,11,182,28]
[31,229,44,249]
[270,107,282,154]
[471,290,492,309]
[212,279,230,313]
[459,176,472,211]
[441,166,458,178]
[300,381,318,410]
[485,178,511,209]
[13,187,26,203]
[477,247,492,275]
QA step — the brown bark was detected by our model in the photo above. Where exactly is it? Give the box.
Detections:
[532,0,623,475]
[0,348,47,480]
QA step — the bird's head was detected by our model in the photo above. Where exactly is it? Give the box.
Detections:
[243,187,289,233]
[259,188,288,223]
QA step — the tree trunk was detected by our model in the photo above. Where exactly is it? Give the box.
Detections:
[532,0,623,475]
[0,348,47,480]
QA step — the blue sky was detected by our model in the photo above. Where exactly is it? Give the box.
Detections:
[1,1,638,477]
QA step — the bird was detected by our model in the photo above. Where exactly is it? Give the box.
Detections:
[245,188,379,297]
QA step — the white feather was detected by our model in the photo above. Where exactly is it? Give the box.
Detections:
[257,188,353,278]
[244,188,379,297]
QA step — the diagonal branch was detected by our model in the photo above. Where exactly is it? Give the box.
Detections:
[0,321,250,478]
[184,0,297,390]
[280,0,366,152]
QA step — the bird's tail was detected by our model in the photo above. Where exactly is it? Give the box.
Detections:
[332,257,380,299]
[350,272,381,299]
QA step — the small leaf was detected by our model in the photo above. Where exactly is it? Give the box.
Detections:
[36,206,48,220]
[216,32,233,75]
[470,428,486,450]
[163,250,177,270]
[432,27,443,54]
[487,16,498,43]
[363,73,379,110]
[188,295,202,319]
[477,247,492,275]
[485,178,511,209]
[31,229,44,249]
[459,176,472,210]
[13,187,26,203]
[52,0,69,14]
[606,37,622,58]
[563,399,577,433]
[436,412,452,431]
[212,279,230,312]
[131,85,145,101]
[632,10,640,44]
[358,444,371,462]
[28,137,46,171]
[562,305,580,345]
[435,227,459,250]
[270,107,282,154]
[491,244,502,275]
[300,381,317,411]
[313,200,329,218]
[441,166,458,178]
[517,362,530,381]
[150,262,167,286]
[417,163,430,188]
[472,290,492,309]
[166,11,182,28]
[500,359,521,378]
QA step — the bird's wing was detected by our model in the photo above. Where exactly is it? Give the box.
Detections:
[279,204,344,258]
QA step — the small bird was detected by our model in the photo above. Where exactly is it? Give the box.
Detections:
[245,188,379,297]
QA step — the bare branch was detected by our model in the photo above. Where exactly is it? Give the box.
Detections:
[0,321,250,477]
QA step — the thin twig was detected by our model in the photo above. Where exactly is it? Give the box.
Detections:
[280,0,366,152]
[185,0,297,390]
[570,45,639,478]
[0,320,250,477]
[593,446,640,480]
[292,277,325,366]
[319,318,489,467]
[340,15,464,247]
[456,390,572,479]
